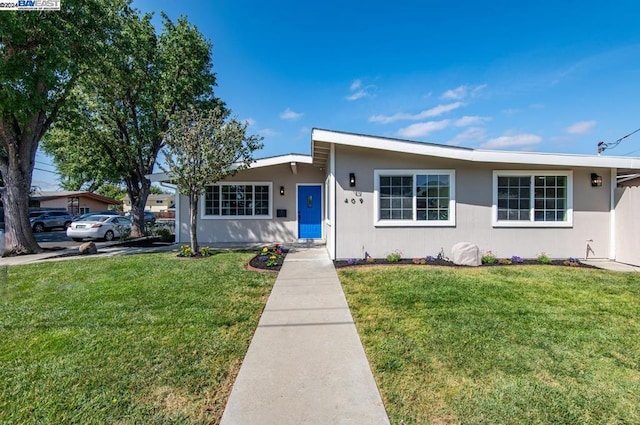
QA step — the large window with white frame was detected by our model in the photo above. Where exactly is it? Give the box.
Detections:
[492,171,573,227]
[374,169,455,226]
[202,182,272,219]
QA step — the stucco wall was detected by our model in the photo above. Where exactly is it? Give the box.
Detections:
[334,145,612,260]
[39,197,114,212]
[177,162,325,244]
[614,186,640,266]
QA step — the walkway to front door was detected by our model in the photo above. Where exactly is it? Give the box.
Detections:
[220,246,390,424]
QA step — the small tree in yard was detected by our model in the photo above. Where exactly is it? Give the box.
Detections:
[162,106,263,254]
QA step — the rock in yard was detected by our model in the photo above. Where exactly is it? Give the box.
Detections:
[79,242,98,255]
[451,242,481,266]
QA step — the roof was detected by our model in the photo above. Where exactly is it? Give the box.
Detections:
[312,128,640,170]
[148,154,313,182]
[31,191,120,205]
[122,193,174,201]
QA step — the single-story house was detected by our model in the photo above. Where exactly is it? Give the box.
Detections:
[150,129,640,265]
[30,191,120,216]
[122,193,175,214]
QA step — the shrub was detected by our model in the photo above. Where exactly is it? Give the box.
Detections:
[481,251,497,265]
[511,255,524,264]
[425,255,435,262]
[178,244,194,257]
[537,252,552,264]
[412,258,427,265]
[347,258,359,265]
[155,228,173,242]
[200,246,213,257]
[386,250,402,262]
[498,258,512,265]
[564,257,580,267]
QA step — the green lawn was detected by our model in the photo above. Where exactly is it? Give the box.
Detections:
[0,252,274,425]
[339,265,640,424]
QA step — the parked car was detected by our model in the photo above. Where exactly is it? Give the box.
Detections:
[29,210,74,232]
[66,215,132,242]
[124,211,156,225]
[72,210,119,221]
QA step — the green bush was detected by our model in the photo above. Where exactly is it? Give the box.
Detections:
[386,250,402,262]
[155,227,174,242]
[481,251,497,264]
[537,252,552,264]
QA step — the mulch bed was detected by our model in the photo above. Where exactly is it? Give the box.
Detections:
[248,254,286,272]
[334,258,597,269]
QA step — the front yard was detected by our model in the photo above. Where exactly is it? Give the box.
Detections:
[339,265,640,424]
[0,252,275,424]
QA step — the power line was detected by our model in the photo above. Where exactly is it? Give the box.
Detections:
[597,127,640,154]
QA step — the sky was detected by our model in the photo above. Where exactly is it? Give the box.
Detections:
[33,0,640,190]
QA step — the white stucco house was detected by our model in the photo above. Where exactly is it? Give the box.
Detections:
[150,128,640,265]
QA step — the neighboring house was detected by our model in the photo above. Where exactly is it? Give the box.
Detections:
[122,193,175,213]
[30,191,121,216]
[150,129,640,265]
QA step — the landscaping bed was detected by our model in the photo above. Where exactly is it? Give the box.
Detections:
[248,245,288,272]
[334,257,597,269]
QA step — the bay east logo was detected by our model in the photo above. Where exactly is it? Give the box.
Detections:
[17,0,60,10]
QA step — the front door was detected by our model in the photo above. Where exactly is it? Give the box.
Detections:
[297,185,322,239]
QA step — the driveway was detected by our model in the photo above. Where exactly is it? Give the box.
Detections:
[35,230,81,249]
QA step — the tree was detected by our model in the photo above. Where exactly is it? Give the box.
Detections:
[162,106,263,254]
[42,10,218,237]
[0,0,126,255]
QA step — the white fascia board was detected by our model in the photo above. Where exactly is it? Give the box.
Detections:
[311,128,640,169]
[145,154,313,182]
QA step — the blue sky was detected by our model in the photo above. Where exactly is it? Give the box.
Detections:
[34,0,640,189]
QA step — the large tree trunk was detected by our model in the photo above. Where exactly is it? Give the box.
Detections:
[0,117,44,256]
[189,194,199,254]
[125,178,151,238]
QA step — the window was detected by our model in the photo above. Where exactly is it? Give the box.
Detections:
[374,170,455,226]
[202,183,272,219]
[493,171,572,227]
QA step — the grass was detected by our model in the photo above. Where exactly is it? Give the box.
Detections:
[339,265,640,424]
[0,252,275,424]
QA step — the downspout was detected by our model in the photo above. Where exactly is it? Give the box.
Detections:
[330,143,337,260]
[609,168,616,260]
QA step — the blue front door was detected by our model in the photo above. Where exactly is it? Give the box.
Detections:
[297,185,322,239]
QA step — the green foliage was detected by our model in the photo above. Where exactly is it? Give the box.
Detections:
[96,184,127,201]
[481,250,497,264]
[1,252,275,424]
[537,252,552,264]
[199,246,213,257]
[386,250,402,262]
[41,8,218,237]
[162,105,263,252]
[154,227,173,242]
[0,0,128,253]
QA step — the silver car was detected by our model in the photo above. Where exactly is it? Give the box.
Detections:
[29,210,73,232]
[66,215,131,242]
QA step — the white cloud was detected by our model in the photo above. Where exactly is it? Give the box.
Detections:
[280,108,303,120]
[454,116,490,127]
[260,128,278,137]
[369,102,464,124]
[447,127,487,146]
[480,133,542,149]
[397,120,451,138]
[346,79,376,101]
[565,120,597,135]
[440,84,486,100]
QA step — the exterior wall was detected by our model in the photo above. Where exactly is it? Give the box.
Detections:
[334,145,612,260]
[177,162,325,244]
[38,196,113,213]
[614,186,640,266]
[122,195,174,213]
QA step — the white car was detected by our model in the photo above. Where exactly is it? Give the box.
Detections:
[66,215,131,242]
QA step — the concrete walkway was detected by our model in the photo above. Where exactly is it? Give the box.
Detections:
[221,247,390,425]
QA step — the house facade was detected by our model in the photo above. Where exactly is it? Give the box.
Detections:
[153,129,640,264]
[122,193,175,213]
[31,191,120,216]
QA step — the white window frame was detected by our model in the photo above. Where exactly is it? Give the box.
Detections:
[373,169,456,227]
[201,182,273,220]
[492,170,573,228]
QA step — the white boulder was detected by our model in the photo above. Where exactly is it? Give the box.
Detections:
[451,242,481,266]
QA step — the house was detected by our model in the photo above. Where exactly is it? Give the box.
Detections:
[30,191,121,216]
[150,129,640,265]
[122,193,175,214]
